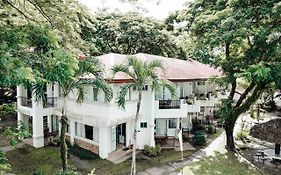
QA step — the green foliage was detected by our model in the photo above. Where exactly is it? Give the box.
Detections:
[112,56,175,109]
[143,145,161,157]
[91,12,185,58]
[0,103,16,120]
[4,121,31,147]
[68,144,98,160]
[0,150,11,174]
[236,131,248,141]
[56,167,82,175]
[193,131,206,146]
[207,125,216,134]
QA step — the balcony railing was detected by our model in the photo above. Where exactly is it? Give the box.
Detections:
[43,97,57,108]
[19,97,57,108]
[159,100,181,109]
[20,97,32,107]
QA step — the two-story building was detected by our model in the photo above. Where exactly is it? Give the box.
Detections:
[16,53,230,159]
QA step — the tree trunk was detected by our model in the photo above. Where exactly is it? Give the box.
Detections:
[224,122,236,152]
[275,143,280,155]
[60,97,68,172]
[131,91,142,175]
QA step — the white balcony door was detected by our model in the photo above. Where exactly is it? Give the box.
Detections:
[111,126,117,152]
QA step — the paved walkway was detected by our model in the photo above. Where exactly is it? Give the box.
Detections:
[138,131,226,175]
[138,113,259,175]
[0,142,25,153]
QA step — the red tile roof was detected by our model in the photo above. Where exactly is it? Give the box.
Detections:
[91,53,222,83]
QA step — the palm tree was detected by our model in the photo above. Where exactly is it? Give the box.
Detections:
[112,56,175,175]
[34,50,113,172]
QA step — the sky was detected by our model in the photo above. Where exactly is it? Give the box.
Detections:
[78,0,189,20]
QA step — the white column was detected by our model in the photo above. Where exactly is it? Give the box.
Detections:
[32,93,44,148]
[99,126,110,159]
[16,85,23,106]
[17,112,23,128]
[46,84,53,97]
[53,83,59,97]
[69,119,75,145]
[47,115,52,133]
[150,90,155,147]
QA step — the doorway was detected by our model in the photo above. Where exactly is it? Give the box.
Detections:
[111,123,126,152]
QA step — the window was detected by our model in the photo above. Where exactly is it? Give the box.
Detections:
[168,119,177,129]
[133,85,148,91]
[197,81,205,86]
[125,88,131,101]
[142,85,148,91]
[85,125,93,140]
[93,87,98,101]
[140,122,148,128]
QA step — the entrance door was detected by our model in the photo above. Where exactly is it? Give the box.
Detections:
[111,126,117,152]
[116,123,126,149]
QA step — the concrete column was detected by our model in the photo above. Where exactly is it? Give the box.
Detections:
[46,84,53,97]
[150,90,155,147]
[47,115,52,133]
[16,85,23,106]
[69,119,75,145]
[32,114,44,148]
[32,93,44,148]
[99,126,110,159]
[53,83,59,97]
[17,112,23,128]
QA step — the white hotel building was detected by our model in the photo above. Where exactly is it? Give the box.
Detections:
[16,53,230,159]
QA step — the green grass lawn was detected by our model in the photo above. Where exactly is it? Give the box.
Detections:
[6,144,194,175]
[182,152,269,175]
[6,145,62,175]
[79,149,194,175]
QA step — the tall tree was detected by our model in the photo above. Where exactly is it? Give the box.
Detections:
[182,0,281,151]
[1,0,97,54]
[91,12,186,58]
[112,57,175,175]
[34,50,113,172]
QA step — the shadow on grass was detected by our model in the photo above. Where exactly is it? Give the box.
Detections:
[183,152,268,175]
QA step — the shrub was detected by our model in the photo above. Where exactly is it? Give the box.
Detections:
[68,144,98,160]
[0,103,16,121]
[193,131,206,146]
[56,167,81,175]
[207,124,216,134]
[236,131,248,141]
[186,98,193,105]
[143,144,161,157]
[48,136,61,147]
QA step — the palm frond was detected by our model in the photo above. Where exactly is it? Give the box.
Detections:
[161,80,176,97]
[116,84,133,109]
[88,78,113,102]
[76,86,87,103]
[145,59,164,71]
[112,64,136,80]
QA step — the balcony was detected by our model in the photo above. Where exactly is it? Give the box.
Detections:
[18,97,57,108]
[158,100,181,109]
[20,97,32,107]
[43,97,57,108]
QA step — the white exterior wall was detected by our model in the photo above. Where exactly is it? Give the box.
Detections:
[16,79,229,159]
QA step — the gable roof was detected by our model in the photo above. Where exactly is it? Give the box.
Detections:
[93,53,222,83]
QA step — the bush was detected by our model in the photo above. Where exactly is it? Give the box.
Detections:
[193,131,206,146]
[236,131,248,141]
[48,136,61,147]
[68,144,98,160]
[143,144,161,157]
[207,124,216,134]
[0,103,16,120]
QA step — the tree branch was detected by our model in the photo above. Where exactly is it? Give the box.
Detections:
[26,0,54,26]
[3,0,35,22]
[234,81,256,108]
